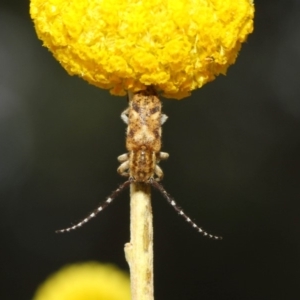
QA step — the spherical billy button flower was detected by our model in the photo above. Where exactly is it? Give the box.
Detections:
[30,0,254,99]
[33,262,130,300]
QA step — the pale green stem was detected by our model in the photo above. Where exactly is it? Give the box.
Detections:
[124,91,154,300]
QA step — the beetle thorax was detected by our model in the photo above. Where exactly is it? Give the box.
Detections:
[129,146,156,182]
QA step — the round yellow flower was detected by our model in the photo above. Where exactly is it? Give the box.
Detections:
[32,262,131,300]
[30,0,254,99]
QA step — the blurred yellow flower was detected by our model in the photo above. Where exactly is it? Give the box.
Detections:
[32,262,131,300]
[30,0,254,99]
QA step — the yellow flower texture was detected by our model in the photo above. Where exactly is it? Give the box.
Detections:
[32,262,131,300]
[30,0,254,99]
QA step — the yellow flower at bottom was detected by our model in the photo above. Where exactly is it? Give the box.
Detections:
[30,0,254,99]
[33,262,131,300]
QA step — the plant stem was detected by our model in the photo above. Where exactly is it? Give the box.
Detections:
[124,179,154,300]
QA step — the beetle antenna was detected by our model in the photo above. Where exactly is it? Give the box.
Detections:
[56,179,132,233]
[150,179,222,240]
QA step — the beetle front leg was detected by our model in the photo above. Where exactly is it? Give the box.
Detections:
[154,164,164,181]
[117,160,130,177]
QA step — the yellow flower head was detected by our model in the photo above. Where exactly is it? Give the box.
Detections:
[32,262,131,300]
[30,0,254,99]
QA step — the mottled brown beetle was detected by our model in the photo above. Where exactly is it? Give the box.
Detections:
[118,88,169,182]
[57,88,222,240]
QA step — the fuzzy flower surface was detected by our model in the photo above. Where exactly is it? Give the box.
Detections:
[32,262,131,300]
[30,0,254,99]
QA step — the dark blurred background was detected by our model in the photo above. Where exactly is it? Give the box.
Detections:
[1,0,300,299]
